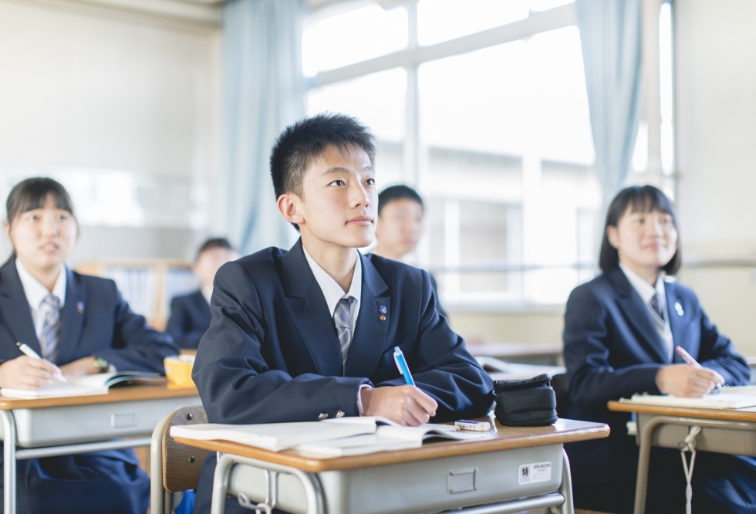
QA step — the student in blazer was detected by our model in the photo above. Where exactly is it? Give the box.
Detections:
[0,178,178,514]
[563,185,754,514]
[166,237,238,349]
[192,114,494,514]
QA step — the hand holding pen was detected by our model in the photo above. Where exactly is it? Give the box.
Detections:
[0,343,66,390]
[655,346,725,397]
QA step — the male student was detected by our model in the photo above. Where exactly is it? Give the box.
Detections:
[192,113,494,513]
[373,184,447,317]
[165,237,238,349]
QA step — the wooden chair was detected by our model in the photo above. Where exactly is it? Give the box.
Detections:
[150,405,212,514]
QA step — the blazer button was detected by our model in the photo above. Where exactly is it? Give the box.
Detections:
[335,410,345,418]
[318,413,328,420]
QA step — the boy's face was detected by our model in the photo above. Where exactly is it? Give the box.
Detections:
[375,198,424,258]
[194,247,239,288]
[292,144,377,250]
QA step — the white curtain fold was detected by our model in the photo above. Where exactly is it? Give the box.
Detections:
[222,0,305,255]
[576,0,644,212]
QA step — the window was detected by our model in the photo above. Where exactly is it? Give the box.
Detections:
[304,0,599,308]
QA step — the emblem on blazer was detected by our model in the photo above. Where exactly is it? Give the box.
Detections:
[379,306,387,314]
[76,302,84,313]
[380,315,386,321]
[675,302,684,316]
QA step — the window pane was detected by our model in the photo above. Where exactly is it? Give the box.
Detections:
[307,68,406,185]
[529,0,574,12]
[303,5,407,76]
[418,0,528,47]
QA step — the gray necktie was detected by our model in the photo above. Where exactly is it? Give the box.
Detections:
[40,295,61,361]
[334,296,356,373]
[649,293,665,320]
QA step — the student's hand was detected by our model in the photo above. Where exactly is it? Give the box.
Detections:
[656,364,725,397]
[60,356,99,378]
[360,385,438,426]
[0,356,61,390]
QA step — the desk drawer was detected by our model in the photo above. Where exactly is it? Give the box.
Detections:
[228,443,563,514]
[5,396,201,447]
[637,414,756,456]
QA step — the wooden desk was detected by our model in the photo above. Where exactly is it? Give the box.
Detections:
[609,401,756,514]
[0,383,200,514]
[175,418,609,514]
[467,342,563,365]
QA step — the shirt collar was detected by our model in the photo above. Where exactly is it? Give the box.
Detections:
[302,246,362,317]
[619,262,665,304]
[15,259,67,309]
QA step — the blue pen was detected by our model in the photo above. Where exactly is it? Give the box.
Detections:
[393,347,415,386]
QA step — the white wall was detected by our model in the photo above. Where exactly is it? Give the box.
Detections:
[675,0,756,355]
[0,0,221,263]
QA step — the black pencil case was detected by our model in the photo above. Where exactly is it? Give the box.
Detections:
[493,373,557,427]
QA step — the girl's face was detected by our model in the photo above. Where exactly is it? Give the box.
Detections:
[607,206,678,273]
[4,195,77,273]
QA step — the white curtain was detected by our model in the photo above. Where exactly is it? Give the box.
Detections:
[576,0,643,212]
[222,0,305,255]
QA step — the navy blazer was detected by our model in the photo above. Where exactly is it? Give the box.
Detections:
[563,267,750,483]
[0,258,178,513]
[166,290,211,349]
[193,239,494,425]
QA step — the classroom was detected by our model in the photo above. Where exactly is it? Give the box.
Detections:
[1,0,754,513]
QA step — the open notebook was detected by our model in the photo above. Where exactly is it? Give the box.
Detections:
[621,386,756,410]
[0,371,162,399]
[170,416,488,454]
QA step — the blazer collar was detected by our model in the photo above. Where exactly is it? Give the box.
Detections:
[605,267,670,363]
[664,281,689,364]
[0,258,41,355]
[281,240,391,377]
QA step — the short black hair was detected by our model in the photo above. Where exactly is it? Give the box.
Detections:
[6,177,76,226]
[196,237,234,261]
[599,185,681,275]
[270,113,376,200]
[378,185,424,216]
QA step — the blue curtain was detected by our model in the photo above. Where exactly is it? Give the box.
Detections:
[576,0,643,210]
[222,0,305,255]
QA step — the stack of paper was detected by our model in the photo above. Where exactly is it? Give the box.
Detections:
[0,371,162,399]
[621,388,756,410]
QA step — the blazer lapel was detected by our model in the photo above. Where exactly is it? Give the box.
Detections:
[344,254,390,379]
[665,281,690,364]
[55,268,86,365]
[281,240,343,377]
[607,268,669,363]
[193,291,212,326]
[0,259,42,356]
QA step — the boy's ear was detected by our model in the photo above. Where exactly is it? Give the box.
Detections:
[277,194,305,227]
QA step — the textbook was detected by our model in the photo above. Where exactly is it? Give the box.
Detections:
[621,389,756,410]
[294,423,488,457]
[170,416,488,454]
[0,371,163,399]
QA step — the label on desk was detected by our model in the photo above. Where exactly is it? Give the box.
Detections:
[518,461,552,484]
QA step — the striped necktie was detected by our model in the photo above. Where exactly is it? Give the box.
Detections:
[334,296,356,373]
[40,294,61,361]
[649,293,665,320]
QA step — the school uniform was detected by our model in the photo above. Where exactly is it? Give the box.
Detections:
[166,290,212,349]
[0,258,179,514]
[191,239,494,513]
[563,265,755,514]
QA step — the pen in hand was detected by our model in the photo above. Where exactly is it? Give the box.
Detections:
[393,347,415,386]
[16,342,67,383]
[675,345,722,393]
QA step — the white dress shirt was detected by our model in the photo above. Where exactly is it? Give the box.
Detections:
[302,246,369,413]
[15,260,66,352]
[619,263,674,360]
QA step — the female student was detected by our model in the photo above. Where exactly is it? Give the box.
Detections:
[0,177,178,513]
[563,185,755,514]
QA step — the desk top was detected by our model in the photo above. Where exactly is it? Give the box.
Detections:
[608,400,756,422]
[0,383,199,410]
[173,417,609,473]
[467,342,562,359]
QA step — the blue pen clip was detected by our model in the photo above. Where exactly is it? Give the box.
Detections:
[393,347,415,386]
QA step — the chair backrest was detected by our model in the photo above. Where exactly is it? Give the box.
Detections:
[161,405,212,493]
[550,373,569,419]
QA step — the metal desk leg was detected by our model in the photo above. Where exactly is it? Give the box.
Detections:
[559,449,574,514]
[211,453,324,514]
[1,410,16,514]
